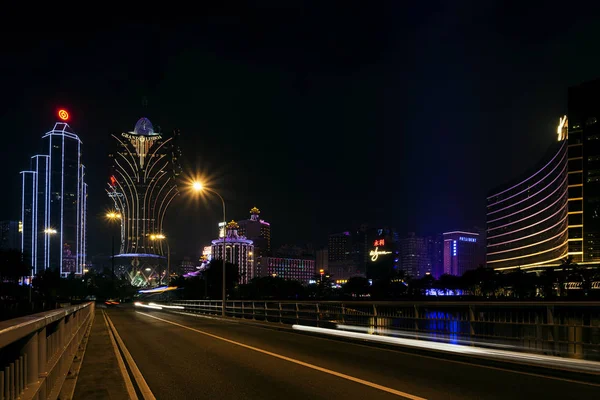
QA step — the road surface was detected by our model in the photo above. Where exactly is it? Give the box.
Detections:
[104,307,599,400]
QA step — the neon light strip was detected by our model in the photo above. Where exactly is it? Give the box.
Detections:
[32,158,38,272]
[488,145,567,208]
[486,141,565,200]
[488,158,567,215]
[487,196,567,238]
[494,251,569,271]
[487,238,568,264]
[487,226,568,256]
[44,156,50,269]
[487,172,567,225]
[114,159,138,252]
[76,141,80,274]
[442,231,479,236]
[487,211,567,247]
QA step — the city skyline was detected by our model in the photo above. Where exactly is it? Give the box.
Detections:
[4,6,600,259]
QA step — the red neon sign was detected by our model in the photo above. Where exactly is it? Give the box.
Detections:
[110,175,117,187]
[373,239,385,247]
[57,109,69,121]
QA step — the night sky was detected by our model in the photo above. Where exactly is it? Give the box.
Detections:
[3,2,600,260]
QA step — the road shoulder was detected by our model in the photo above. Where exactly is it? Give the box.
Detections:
[73,307,132,400]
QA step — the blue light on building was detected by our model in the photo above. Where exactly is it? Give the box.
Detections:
[20,120,87,276]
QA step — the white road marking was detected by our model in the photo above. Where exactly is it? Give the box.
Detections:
[136,311,427,400]
[102,311,139,400]
[105,311,157,400]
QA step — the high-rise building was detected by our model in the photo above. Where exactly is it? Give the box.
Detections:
[20,116,87,276]
[315,248,328,275]
[426,234,444,278]
[212,221,255,284]
[327,231,356,279]
[443,231,480,276]
[486,137,568,271]
[0,221,20,251]
[485,79,600,271]
[567,80,600,264]
[237,207,271,256]
[399,232,430,278]
[258,257,316,284]
[328,231,352,262]
[107,118,181,285]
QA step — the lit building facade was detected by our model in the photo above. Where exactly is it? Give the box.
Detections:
[567,80,600,264]
[443,231,480,276]
[0,221,20,251]
[399,232,430,278]
[486,116,571,270]
[107,118,181,255]
[426,234,444,278]
[20,120,87,276]
[258,257,315,284]
[212,221,255,284]
[237,207,271,255]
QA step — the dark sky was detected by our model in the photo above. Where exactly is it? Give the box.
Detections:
[2,2,600,260]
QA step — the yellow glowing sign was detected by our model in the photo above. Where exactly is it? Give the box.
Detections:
[557,115,568,141]
[370,247,392,262]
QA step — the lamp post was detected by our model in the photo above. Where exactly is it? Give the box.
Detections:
[106,212,121,294]
[192,181,227,317]
[150,234,170,285]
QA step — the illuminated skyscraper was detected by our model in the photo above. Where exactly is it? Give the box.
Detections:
[212,221,255,284]
[107,118,181,269]
[20,115,87,276]
[443,231,480,276]
[567,80,600,264]
[237,207,271,255]
[484,78,600,271]
[486,137,569,271]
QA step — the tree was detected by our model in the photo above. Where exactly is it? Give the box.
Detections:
[0,249,31,283]
[342,276,370,298]
[203,259,239,299]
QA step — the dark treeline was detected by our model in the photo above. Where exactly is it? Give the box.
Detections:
[3,252,599,322]
[0,249,137,321]
[171,257,600,301]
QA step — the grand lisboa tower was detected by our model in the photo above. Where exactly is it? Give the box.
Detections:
[107,117,182,286]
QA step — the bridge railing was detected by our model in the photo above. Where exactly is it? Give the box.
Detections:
[160,300,600,360]
[0,302,94,400]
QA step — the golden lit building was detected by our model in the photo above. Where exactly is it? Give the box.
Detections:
[486,122,569,270]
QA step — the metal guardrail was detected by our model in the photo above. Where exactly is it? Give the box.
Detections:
[160,300,600,360]
[0,302,94,400]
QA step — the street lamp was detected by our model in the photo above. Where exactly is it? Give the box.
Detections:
[106,212,121,290]
[150,234,170,285]
[191,181,227,316]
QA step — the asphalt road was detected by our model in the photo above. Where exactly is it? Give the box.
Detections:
[105,307,600,400]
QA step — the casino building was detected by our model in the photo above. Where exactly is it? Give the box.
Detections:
[20,111,87,276]
[487,79,600,270]
[107,117,182,285]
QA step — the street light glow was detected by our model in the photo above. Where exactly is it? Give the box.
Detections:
[192,181,203,192]
[44,228,57,234]
[106,212,121,220]
[150,234,166,240]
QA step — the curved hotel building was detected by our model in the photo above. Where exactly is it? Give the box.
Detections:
[486,138,569,270]
[487,79,600,270]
